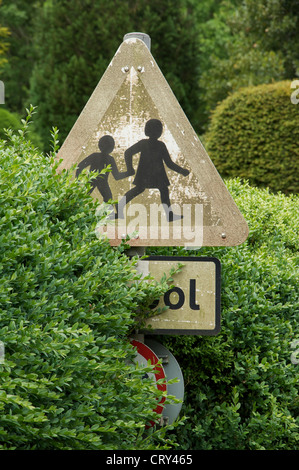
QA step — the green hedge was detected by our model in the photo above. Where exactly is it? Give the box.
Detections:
[148,179,299,450]
[0,108,21,139]
[204,81,299,194]
[0,107,43,149]
[0,117,177,450]
[1,112,298,450]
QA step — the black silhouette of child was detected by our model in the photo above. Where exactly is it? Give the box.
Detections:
[76,135,127,202]
[116,119,190,221]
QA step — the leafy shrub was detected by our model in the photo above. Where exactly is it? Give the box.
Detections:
[1,109,298,450]
[148,179,299,450]
[0,114,177,450]
[0,108,20,139]
[204,81,299,194]
[0,107,43,149]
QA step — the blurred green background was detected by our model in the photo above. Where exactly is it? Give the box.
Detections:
[0,0,298,451]
[0,0,298,193]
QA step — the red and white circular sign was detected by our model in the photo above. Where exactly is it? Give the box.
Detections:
[131,339,167,423]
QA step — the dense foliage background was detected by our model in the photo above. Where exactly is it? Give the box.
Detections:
[0,0,298,451]
[0,116,180,450]
[1,0,299,149]
[205,81,299,194]
[148,180,299,449]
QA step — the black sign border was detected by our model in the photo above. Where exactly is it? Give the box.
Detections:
[141,256,221,336]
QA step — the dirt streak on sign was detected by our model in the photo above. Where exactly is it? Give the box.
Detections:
[58,33,248,247]
[136,256,221,336]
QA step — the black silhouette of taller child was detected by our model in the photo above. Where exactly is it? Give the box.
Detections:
[76,135,127,202]
[117,119,190,221]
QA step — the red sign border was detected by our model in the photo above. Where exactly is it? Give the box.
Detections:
[131,339,167,420]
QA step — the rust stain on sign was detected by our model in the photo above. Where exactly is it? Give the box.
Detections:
[58,37,248,247]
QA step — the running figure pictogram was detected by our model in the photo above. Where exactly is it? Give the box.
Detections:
[116,119,189,221]
[76,135,128,202]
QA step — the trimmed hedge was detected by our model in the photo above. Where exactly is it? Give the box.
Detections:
[148,178,299,450]
[0,108,20,139]
[0,118,177,450]
[1,112,298,450]
[204,81,299,194]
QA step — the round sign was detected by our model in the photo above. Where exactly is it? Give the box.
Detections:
[130,339,167,423]
[145,339,184,425]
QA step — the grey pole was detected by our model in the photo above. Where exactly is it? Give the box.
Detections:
[122,31,150,337]
[123,32,151,51]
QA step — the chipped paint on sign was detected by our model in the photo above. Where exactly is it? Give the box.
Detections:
[74,65,218,245]
[57,37,249,247]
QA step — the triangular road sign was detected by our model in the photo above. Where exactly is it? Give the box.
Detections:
[58,33,248,247]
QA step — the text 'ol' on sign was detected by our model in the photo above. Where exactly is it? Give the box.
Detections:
[136,256,221,335]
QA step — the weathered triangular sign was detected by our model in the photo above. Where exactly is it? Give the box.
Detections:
[58,33,248,247]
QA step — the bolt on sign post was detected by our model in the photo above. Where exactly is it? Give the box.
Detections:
[58,32,248,249]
